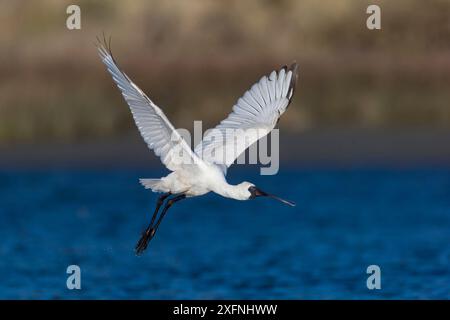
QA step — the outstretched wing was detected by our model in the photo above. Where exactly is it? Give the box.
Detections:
[97,41,199,171]
[194,63,299,174]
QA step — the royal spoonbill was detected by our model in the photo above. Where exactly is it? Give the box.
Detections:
[97,39,299,254]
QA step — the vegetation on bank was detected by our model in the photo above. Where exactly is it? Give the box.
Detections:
[0,0,449,144]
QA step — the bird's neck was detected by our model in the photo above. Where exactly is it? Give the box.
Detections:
[213,181,246,201]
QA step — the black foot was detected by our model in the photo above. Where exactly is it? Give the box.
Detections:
[135,227,155,255]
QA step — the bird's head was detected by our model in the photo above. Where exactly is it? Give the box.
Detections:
[237,182,296,207]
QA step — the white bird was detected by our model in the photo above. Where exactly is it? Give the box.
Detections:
[97,38,299,254]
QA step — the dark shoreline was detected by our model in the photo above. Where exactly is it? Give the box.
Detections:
[1,128,450,170]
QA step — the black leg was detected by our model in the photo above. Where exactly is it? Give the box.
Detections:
[135,193,186,255]
[149,193,171,227]
[135,192,170,255]
[151,194,186,236]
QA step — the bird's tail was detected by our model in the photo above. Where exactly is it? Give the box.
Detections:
[139,179,163,192]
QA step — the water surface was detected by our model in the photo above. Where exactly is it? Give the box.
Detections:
[0,169,449,299]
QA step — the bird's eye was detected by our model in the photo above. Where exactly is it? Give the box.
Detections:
[248,186,257,199]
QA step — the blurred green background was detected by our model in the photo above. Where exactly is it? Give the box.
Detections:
[0,0,449,147]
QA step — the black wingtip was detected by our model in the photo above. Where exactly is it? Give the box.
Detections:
[288,62,299,95]
[276,62,299,96]
[95,32,115,58]
[285,62,299,108]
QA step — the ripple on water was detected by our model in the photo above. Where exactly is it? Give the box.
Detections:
[0,169,449,299]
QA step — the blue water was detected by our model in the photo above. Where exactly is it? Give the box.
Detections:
[0,168,449,299]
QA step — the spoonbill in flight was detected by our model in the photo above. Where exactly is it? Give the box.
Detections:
[97,39,298,255]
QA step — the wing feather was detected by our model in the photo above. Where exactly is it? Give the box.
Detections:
[97,41,199,171]
[195,63,299,174]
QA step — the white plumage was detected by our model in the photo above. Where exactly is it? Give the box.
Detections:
[97,39,299,254]
[195,68,295,174]
[98,45,199,173]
